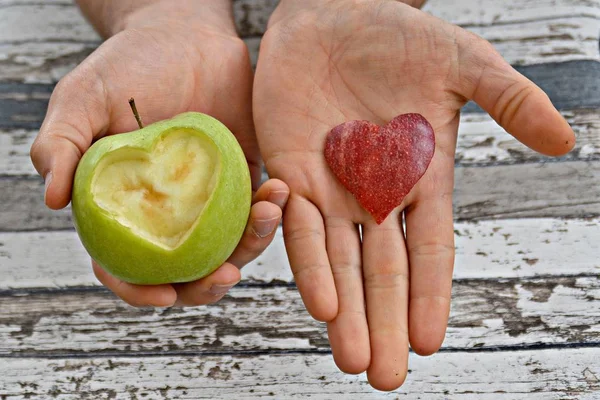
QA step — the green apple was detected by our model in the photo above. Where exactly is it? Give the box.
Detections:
[71,112,252,285]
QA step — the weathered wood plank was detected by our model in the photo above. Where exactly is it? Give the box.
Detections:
[0,177,71,231]
[3,60,599,130]
[463,61,600,113]
[0,83,52,129]
[3,160,600,231]
[429,0,600,24]
[468,17,600,66]
[453,160,600,220]
[0,2,99,83]
[1,276,599,355]
[3,108,599,176]
[1,349,599,399]
[456,108,600,165]
[1,0,598,83]
[0,128,35,175]
[1,219,599,289]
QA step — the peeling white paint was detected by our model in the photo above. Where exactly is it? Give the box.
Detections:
[0,350,599,399]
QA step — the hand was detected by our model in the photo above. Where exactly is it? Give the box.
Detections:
[253,0,574,391]
[30,0,289,307]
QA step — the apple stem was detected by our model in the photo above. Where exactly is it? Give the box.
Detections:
[128,98,144,129]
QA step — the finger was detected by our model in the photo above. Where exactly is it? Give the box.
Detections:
[30,70,109,209]
[457,33,575,156]
[283,195,338,322]
[252,178,290,209]
[227,201,282,268]
[227,178,289,268]
[173,262,242,307]
[404,174,455,356]
[325,217,370,374]
[362,213,410,391]
[92,261,177,307]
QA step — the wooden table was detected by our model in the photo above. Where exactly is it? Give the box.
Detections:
[1,0,600,398]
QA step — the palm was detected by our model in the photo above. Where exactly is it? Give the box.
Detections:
[67,24,260,183]
[256,2,459,221]
[254,0,574,391]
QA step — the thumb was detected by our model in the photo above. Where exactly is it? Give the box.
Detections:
[457,34,575,156]
[30,72,109,210]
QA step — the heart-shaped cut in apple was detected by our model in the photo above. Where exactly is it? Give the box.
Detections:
[71,112,251,284]
[93,130,218,250]
[324,113,435,224]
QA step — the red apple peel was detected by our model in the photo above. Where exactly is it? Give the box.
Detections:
[324,113,435,224]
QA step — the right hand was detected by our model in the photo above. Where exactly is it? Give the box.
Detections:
[253,0,574,390]
[30,1,289,308]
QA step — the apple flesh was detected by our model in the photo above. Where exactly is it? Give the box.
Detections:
[72,112,251,285]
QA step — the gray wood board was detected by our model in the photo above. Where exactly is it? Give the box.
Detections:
[1,276,599,356]
[1,0,599,84]
[1,349,599,399]
[463,61,600,113]
[1,62,599,129]
[453,160,600,220]
[3,218,599,289]
[4,109,600,178]
[2,160,600,231]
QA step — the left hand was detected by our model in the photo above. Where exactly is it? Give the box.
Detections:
[253,0,575,390]
[30,0,290,308]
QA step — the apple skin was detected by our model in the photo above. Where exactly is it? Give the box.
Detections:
[71,112,252,285]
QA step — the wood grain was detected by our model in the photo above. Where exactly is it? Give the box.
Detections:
[0,0,598,83]
[1,218,599,289]
[0,83,52,129]
[1,1,598,398]
[1,349,599,399]
[3,160,600,231]
[3,64,600,130]
[1,276,599,355]
[4,108,599,176]
[453,160,600,220]
[462,61,600,113]
[232,0,278,36]
[456,109,600,165]
[0,177,70,231]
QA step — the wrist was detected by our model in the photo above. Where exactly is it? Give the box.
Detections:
[77,0,236,38]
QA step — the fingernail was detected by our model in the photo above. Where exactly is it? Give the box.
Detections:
[252,216,279,238]
[149,298,176,308]
[268,190,289,209]
[44,171,53,204]
[209,283,235,296]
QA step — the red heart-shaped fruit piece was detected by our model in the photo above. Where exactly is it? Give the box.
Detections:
[324,113,435,224]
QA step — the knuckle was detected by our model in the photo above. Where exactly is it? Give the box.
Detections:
[331,260,359,275]
[363,267,408,290]
[292,262,330,280]
[244,228,270,253]
[408,241,455,258]
[284,226,323,243]
[494,82,535,128]
[54,69,84,94]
